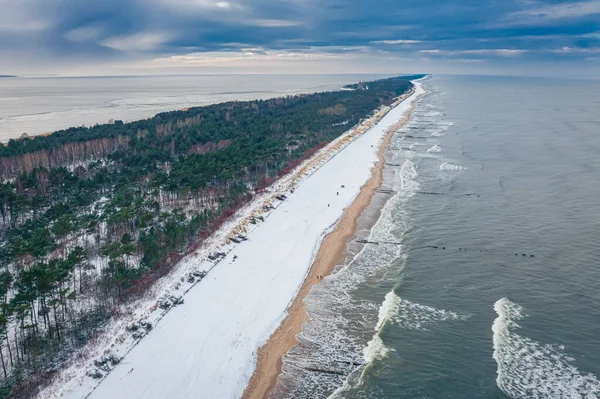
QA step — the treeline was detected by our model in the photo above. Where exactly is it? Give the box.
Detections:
[0,76,414,397]
[0,137,129,179]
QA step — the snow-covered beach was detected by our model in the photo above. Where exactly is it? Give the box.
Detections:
[40,82,423,399]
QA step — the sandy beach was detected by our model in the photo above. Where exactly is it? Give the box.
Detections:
[40,82,423,399]
[243,86,422,399]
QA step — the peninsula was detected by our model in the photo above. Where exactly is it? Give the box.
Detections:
[0,75,425,398]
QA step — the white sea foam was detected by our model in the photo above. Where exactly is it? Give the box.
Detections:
[338,293,470,398]
[369,292,470,363]
[427,144,442,153]
[392,299,470,330]
[278,153,421,397]
[363,335,391,363]
[440,161,465,171]
[428,121,453,137]
[375,291,402,330]
[277,81,466,398]
[399,158,419,191]
[493,298,600,399]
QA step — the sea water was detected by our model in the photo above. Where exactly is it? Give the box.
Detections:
[273,75,600,398]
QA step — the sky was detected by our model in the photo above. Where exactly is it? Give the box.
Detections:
[0,0,599,76]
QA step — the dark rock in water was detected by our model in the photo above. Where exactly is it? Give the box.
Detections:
[357,239,379,245]
[530,254,534,257]
[522,254,527,256]
[339,360,364,366]
[305,366,347,376]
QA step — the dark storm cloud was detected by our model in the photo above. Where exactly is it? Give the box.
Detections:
[1,0,599,69]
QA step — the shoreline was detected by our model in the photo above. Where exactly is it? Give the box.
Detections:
[32,80,423,399]
[242,85,422,399]
[42,85,420,399]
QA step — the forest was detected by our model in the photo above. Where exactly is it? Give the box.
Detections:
[0,75,419,397]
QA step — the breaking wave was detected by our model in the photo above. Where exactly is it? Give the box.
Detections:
[272,156,419,399]
[376,290,470,332]
[363,335,391,363]
[272,80,464,398]
[328,290,469,399]
[493,298,600,398]
[427,144,442,153]
[392,298,470,331]
[375,291,402,330]
[440,161,465,171]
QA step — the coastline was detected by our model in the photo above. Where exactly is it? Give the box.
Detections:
[37,81,421,399]
[242,85,423,399]
[43,83,421,399]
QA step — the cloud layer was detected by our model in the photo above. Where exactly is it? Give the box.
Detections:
[0,0,599,75]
